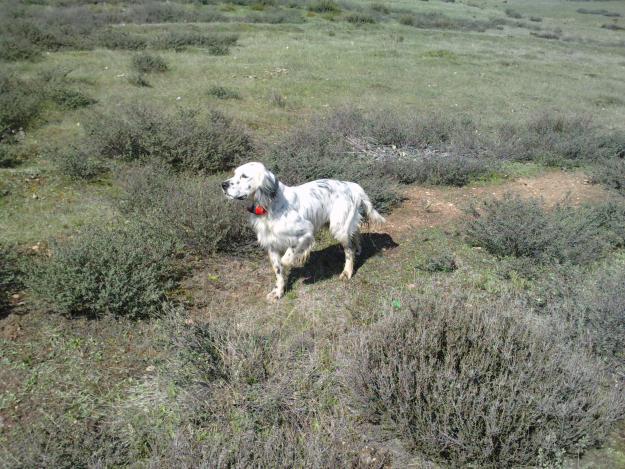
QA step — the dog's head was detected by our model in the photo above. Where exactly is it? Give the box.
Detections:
[222,162,278,206]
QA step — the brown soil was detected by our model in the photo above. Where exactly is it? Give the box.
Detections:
[382,170,611,239]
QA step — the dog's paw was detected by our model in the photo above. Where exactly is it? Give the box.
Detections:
[339,270,352,281]
[266,289,282,302]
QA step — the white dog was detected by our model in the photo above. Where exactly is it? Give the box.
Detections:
[222,162,385,301]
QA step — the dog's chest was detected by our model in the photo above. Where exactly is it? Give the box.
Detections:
[250,214,298,250]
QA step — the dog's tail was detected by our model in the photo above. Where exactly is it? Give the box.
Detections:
[361,193,386,227]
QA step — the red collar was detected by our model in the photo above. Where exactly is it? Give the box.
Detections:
[247,204,267,216]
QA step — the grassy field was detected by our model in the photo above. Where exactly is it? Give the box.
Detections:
[2,0,625,467]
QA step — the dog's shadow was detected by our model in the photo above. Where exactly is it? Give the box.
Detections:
[288,232,398,287]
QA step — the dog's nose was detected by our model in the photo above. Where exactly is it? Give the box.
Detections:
[221,181,230,190]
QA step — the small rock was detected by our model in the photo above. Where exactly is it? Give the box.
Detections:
[145,365,155,373]
[32,194,38,199]
[11,293,20,300]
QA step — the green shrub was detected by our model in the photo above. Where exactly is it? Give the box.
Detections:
[346,291,624,467]
[151,31,238,52]
[568,265,625,371]
[0,73,45,139]
[465,194,624,265]
[593,156,625,195]
[96,29,147,50]
[207,85,242,100]
[505,8,523,19]
[344,12,376,24]
[399,12,494,32]
[308,0,341,13]
[85,104,254,174]
[370,3,390,14]
[104,311,368,467]
[577,8,621,18]
[47,86,97,109]
[602,23,625,31]
[27,224,180,318]
[495,113,625,165]
[530,31,560,40]
[243,8,306,24]
[383,153,496,186]
[399,14,415,26]
[127,73,151,87]
[131,53,169,73]
[0,143,22,168]
[120,165,254,254]
[417,252,457,272]
[49,146,107,181]
[0,245,21,314]
[268,108,492,209]
[0,35,41,61]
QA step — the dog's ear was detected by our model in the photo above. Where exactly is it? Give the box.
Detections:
[255,169,278,208]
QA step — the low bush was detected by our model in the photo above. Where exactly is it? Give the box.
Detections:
[593,156,625,195]
[0,144,22,168]
[127,73,151,87]
[399,12,495,32]
[207,85,242,100]
[602,23,625,31]
[417,252,457,272]
[131,53,169,73]
[27,224,180,318]
[346,290,624,467]
[48,86,97,109]
[119,165,254,254]
[85,104,254,174]
[570,265,625,371]
[344,12,376,24]
[531,31,560,40]
[151,31,238,53]
[370,3,390,14]
[243,8,306,24]
[268,109,494,209]
[0,73,45,140]
[0,245,21,314]
[308,0,341,13]
[493,112,619,165]
[104,311,369,467]
[125,2,226,24]
[505,8,523,19]
[382,153,495,186]
[465,194,625,265]
[49,146,107,181]
[96,29,147,50]
[0,35,42,61]
[577,8,621,17]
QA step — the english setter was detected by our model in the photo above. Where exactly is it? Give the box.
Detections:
[222,162,385,301]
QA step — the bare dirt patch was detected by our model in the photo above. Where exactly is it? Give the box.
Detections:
[383,170,611,239]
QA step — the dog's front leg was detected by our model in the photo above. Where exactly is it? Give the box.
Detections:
[267,249,286,302]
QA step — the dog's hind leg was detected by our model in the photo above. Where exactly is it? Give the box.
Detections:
[353,230,362,256]
[267,249,286,302]
[339,239,355,280]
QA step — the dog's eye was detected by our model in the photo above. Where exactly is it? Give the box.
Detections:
[241,174,248,179]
